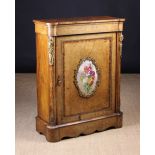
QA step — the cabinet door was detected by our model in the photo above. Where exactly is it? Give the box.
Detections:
[56,33,116,124]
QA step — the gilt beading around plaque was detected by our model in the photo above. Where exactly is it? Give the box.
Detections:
[74,57,100,98]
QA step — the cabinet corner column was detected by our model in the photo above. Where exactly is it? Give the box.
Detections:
[47,25,56,126]
[115,32,124,112]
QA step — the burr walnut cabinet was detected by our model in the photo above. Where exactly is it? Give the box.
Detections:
[33,16,125,142]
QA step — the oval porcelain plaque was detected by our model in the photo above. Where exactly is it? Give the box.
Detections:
[74,57,100,98]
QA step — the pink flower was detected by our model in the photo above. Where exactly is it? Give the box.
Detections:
[84,66,89,73]
[88,65,92,71]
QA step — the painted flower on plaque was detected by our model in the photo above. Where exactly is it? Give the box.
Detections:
[74,58,100,98]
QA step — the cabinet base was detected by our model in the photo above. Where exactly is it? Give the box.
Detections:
[36,112,123,142]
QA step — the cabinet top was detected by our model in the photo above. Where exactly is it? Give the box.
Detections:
[33,16,125,25]
[33,16,125,36]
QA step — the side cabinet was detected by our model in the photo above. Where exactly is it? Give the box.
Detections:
[33,16,125,142]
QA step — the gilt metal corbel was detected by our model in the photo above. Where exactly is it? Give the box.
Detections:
[119,33,124,58]
[48,37,54,65]
[47,25,55,66]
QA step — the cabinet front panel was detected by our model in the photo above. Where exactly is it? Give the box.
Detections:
[56,33,116,124]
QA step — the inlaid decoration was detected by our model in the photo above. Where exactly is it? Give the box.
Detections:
[74,57,100,98]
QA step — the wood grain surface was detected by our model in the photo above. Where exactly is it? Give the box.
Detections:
[34,16,125,141]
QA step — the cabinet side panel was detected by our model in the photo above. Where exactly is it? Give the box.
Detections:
[36,33,50,122]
